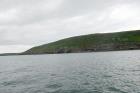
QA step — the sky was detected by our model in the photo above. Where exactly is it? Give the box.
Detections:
[0,0,140,53]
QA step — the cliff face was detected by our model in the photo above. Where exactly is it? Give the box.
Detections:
[22,30,140,54]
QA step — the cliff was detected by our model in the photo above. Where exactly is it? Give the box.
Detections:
[22,30,140,54]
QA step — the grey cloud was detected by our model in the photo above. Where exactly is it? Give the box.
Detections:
[0,0,140,53]
[0,0,63,25]
[0,0,138,26]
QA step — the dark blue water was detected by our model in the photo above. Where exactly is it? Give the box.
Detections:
[0,50,140,93]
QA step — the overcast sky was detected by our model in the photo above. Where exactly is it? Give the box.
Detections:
[0,0,140,53]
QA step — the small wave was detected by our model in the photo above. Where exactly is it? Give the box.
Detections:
[50,74,57,76]
[108,87,127,93]
[1,81,17,87]
[48,89,102,93]
[82,82,90,85]
[45,83,63,89]
[130,69,140,72]
[103,75,113,78]
[12,67,33,74]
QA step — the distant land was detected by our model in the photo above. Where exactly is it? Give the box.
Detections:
[0,53,19,56]
[21,30,140,55]
[0,30,140,56]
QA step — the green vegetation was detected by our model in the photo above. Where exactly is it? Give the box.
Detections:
[23,30,140,54]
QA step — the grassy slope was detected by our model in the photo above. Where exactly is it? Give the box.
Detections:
[23,30,140,54]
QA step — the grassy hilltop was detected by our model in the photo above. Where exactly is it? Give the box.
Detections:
[23,30,140,54]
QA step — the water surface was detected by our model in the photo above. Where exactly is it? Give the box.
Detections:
[0,50,140,93]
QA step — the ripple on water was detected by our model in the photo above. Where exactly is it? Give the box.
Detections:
[2,81,17,87]
[82,82,90,86]
[108,87,128,93]
[78,71,86,75]
[22,88,46,93]
[12,67,33,74]
[50,74,57,76]
[130,69,140,72]
[45,83,63,89]
[1,77,36,88]
[22,88,102,93]
[48,89,102,93]
[102,75,113,78]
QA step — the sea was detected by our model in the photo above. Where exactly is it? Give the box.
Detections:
[0,50,140,93]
